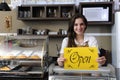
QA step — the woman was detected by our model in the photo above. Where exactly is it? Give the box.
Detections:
[57,14,106,67]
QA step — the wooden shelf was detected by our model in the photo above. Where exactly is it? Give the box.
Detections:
[49,35,67,38]
[17,4,76,20]
[79,2,114,25]
[17,2,114,25]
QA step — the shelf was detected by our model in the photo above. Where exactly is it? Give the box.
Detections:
[49,35,67,38]
[0,71,43,75]
[17,17,71,21]
[17,4,76,20]
[79,2,114,25]
[8,35,48,39]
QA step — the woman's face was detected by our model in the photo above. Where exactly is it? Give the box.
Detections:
[74,18,86,35]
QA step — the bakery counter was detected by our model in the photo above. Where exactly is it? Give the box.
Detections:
[0,35,49,80]
[49,63,116,80]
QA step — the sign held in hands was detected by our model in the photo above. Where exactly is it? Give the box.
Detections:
[64,47,99,70]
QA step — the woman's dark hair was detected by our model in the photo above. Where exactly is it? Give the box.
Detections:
[67,14,88,47]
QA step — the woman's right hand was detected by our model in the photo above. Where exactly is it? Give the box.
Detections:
[57,55,66,67]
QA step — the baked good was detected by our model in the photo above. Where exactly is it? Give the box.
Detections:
[1,53,15,59]
[29,55,40,59]
[2,55,15,59]
[16,54,27,59]
[0,66,10,71]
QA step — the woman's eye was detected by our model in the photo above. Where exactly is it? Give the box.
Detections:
[80,23,84,26]
[74,23,84,26]
[74,24,78,26]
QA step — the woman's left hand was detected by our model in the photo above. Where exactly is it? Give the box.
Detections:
[97,56,106,65]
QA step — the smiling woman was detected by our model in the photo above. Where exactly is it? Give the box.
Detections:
[57,13,106,67]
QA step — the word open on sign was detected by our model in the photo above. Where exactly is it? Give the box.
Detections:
[64,47,99,70]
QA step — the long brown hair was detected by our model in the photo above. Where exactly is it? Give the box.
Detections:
[67,14,88,47]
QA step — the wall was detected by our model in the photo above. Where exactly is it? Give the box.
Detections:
[0,6,112,57]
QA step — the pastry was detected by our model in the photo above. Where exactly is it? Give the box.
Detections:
[1,55,15,59]
[2,56,14,59]
[16,54,27,59]
[0,66,10,71]
[29,55,40,59]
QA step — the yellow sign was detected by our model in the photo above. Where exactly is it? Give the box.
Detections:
[64,47,99,70]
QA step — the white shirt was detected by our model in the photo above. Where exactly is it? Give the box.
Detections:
[59,35,99,54]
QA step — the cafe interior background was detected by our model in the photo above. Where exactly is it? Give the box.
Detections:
[0,0,111,57]
[0,0,119,80]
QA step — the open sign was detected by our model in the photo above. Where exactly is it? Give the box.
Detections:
[64,47,99,70]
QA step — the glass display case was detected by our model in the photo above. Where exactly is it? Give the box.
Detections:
[49,63,116,80]
[0,35,49,80]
